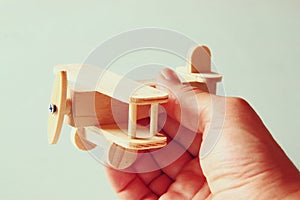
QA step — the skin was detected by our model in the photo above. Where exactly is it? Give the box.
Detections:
[105,68,300,200]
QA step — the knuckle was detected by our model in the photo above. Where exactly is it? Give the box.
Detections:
[226,97,250,110]
[224,97,254,120]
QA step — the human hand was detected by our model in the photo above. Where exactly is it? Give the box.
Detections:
[106,68,300,199]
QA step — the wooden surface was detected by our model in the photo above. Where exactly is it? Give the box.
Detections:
[84,125,167,150]
[71,128,96,151]
[65,91,154,127]
[48,71,68,144]
[50,64,169,149]
[177,66,222,83]
[149,103,158,137]
[54,64,168,105]
[71,127,137,169]
[128,103,137,138]
[189,45,211,73]
[176,46,222,94]
[108,143,137,169]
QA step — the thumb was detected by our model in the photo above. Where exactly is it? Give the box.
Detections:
[156,68,212,134]
[157,68,300,198]
[156,68,220,157]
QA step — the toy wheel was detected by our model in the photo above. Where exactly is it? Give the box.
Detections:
[48,71,67,144]
[71,128,96,151]
[108,144,137,169]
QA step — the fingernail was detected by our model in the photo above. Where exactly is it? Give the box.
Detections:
[160,68,181,82]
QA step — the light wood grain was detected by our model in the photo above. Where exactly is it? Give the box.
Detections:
[71,127,137,169]
[149,103,158,137]
[176,46,222,94]
[71,128,96,151]
[64,90,154,127]
[51,65,168,150]
[84,125,167,150]
[48,71,67,144]
[128,103,137,138]
[108,143,137,170]
[54,64,168,104]
[189,45,211,73]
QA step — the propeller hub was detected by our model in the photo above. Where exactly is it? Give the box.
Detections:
[49,104,57,114]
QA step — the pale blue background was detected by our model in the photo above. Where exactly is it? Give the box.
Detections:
[0,0,299,199]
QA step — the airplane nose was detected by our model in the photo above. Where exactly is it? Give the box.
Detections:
[49,103,57,114]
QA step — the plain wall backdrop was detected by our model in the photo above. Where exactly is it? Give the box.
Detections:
[0,0,299,199]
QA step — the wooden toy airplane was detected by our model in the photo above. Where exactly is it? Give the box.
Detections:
[48,46,222,169]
